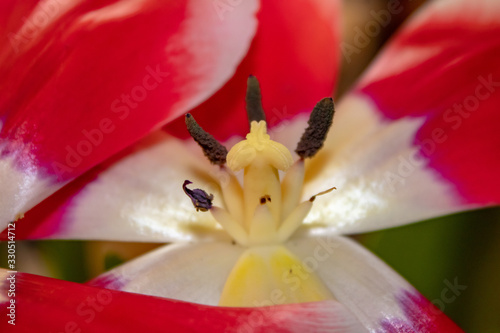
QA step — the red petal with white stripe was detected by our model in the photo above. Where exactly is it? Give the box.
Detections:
[0,0,258,227]
[355,0,500,205]
[287,0,500,234]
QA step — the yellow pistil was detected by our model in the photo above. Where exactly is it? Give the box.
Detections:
[227,120,292,233]
[213,121,333,306]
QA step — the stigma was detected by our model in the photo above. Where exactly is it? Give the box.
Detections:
[183,76,335,247]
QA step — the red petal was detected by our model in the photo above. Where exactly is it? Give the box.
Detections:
[0,0,258,225]
[166,0,341,140]
[0,1,38,45]
[0,270,365,332]
[355,0,500,204]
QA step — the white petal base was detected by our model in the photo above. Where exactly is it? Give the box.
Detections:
[51,133,231,242]
[287,235,425,331]
[89,241,244,306]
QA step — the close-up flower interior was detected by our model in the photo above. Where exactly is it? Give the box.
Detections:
[0,0,499,332]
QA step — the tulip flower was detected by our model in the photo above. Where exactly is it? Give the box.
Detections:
[1,0,499,331]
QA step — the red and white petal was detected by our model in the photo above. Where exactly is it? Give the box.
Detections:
[0,0,258,228]
[89,241,245,306]
[355,0,500,205]
[283,0,500,234]
[3,131,229,242]
[0,269,365,332]
[292,96,480,234]
[286,236,463,332]
[165,0,341,141]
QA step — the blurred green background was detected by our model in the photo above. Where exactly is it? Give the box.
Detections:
[359,207,500,332]
[1,1,499,332]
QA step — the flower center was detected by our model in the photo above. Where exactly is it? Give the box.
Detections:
[183,76,336,306]
[184,77,334,247]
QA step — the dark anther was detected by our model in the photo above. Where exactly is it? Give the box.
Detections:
[260,197,266,205]
[182,180,214,212]
[246,75,266,125]
[185,114,228,165]
[295,98,335,159]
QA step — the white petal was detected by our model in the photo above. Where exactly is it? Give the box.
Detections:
[88,241,244,306]
[272,96,481,236]
[286,235,432,331]
[31,132,232,242]
[0,153,61,226]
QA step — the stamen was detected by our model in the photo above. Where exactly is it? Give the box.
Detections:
[278,201,313,242]
[219,167,245,225]
[182,180,214,212]
[309,187,336,202]
[185,114,228,165]
[278,187,336,242]
[295,97,335,158]
[246,75,266,125]
[211,207,249,245]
